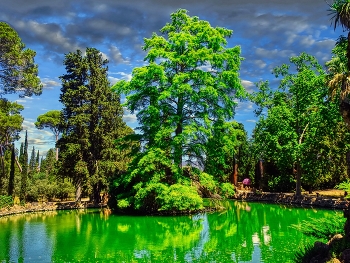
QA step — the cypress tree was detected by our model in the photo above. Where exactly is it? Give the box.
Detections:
[36,150,40,171]
[29,146,36,172]
[8,144,15,196]
[58,47,128,204]
[20,130,28,202]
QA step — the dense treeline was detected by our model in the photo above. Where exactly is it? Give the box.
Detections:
[0,7,350,214]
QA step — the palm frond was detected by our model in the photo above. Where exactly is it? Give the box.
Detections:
[328,0,350,30]
[328,73,345,99]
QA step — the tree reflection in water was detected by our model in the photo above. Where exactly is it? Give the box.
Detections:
[0,202,337,262]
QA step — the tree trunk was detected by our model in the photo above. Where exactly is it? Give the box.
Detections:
[7,144,15,196]
[92,183,101,205]
[75,179,82,203]
[0,146,4,192]
[55,134,59,161]
[295,160,302,197]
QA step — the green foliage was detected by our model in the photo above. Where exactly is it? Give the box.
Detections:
[291,212,345,240]
[0,195,13,209]
[58,47,130,203]
[219,183,235,198]
[111,9,244,213]
[198,172,217,194]
[293,243,329,263]
[117,199,130,209]
[35,110,62,161]
[266,174,295,192]
[158,184,203,211]
[26,173,75,202]
[204,120,247,182]
[335,179,350,198]
[0,22,42,97]
[251,53,350,193]
[19,130,28,202]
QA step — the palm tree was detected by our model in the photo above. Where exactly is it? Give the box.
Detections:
[328,1,350,126]
[328,0,350,240]
[327,36,350,126]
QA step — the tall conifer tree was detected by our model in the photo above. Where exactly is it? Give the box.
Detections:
[58,47,128,204]
[20,130,28,202]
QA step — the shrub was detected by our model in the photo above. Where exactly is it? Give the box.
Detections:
[198,172,217,193]
[335,179,350,198]
[0,195,13,209]
[56,180,75,201]
[158,184,203,211]
[291,212,345,240]
[219,183,235,198]
[117,199,130,209]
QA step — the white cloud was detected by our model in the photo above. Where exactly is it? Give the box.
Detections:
[108,71,132,84]
[41,78,60,90]
[109,45,130,64]
[241,80,255,93]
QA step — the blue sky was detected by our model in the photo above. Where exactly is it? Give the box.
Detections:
[0,0,343,157]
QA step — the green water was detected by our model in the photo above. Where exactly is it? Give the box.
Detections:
[0,201,340,263]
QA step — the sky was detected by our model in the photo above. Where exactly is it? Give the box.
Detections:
[0,0,344,157]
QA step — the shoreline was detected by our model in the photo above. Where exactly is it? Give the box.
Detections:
[0,201,107,217]
[233,190,349,210]
[1,191,348,218]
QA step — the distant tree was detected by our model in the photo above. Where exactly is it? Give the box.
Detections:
[29,146,36,172]
[36,150,39,169]
[0,22,42,97]
[252,53,349,195]
[0,99,23,192]
[40,148,56,177]
[204,120,246,184]
[58,47,129,204]
[19,130,28,202]
[35,110,62,161]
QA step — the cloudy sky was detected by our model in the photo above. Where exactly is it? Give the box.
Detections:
[0,0,343,157]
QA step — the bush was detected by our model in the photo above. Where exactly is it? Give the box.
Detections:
[56,180,75,201]
[0,195,13,209]
[265,174,295,192]
[336,179,350,198]
[291,212,345,240]
[219,183,235,198]
[198,172,217,193]
[117,199,130,209]
[158,184,203,211]
[118,182,203,213]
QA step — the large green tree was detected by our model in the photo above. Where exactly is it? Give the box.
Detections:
[0,22,42,97]
[35,110,62,161]
[58,47,129,204]
[112,9,244,212]
[252,53,348,196]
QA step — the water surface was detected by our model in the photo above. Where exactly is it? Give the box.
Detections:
[0,201,339,262]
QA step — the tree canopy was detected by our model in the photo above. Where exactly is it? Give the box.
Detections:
[112,9,245,213]
[58,47,131,204]
[0,22,42,98]
[35,110,62,160]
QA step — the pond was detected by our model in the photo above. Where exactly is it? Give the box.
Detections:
[0,201,340,263]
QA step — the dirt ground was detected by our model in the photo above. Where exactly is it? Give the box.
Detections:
[302,189,346,198]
